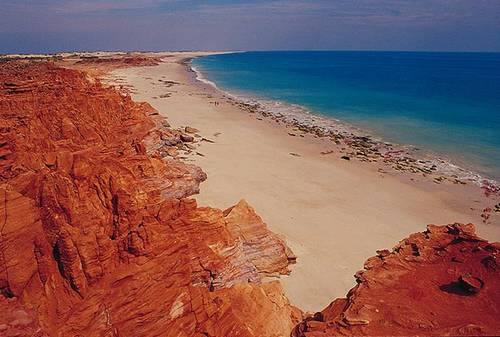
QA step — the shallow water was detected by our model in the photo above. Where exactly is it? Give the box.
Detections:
[192,51,500,181]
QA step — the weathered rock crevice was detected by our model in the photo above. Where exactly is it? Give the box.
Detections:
[292,223,500,336]
[1,58,497,337]
[0,60,300,337]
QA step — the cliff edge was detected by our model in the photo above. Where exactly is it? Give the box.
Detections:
[0,60,300,337]
[292,223,499,336]
[1,57,499,337]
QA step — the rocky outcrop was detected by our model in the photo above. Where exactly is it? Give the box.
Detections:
[0,61,299,336]
[58,54,163,79]
[292,223,500,336]
[4,57,498,337]
[75,55,162,67]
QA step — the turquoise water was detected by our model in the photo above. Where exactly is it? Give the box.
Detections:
[192,51,500,180]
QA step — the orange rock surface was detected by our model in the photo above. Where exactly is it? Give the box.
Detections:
[0,61,300,337]
[75,55,162,67]
[2,58,499,337]
[292,223,500,336]
[61,55,163,79]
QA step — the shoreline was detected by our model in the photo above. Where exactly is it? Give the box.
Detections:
[109,52,500,312]
[189,56,500,191]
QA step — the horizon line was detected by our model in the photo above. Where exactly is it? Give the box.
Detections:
[2,48,500,56]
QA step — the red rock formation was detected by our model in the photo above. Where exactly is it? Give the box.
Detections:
[4,58,498,337]
[75,55,162,67]
[58,54,163,79]
[0,61,300,336]
[292,223,500,336]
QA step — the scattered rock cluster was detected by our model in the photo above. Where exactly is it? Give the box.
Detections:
[145,122,205,161]
[223,96,499,193]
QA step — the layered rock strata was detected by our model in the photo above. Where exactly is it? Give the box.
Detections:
[292,223,500,336]
[0,61,299,337]
[2,57,499,337]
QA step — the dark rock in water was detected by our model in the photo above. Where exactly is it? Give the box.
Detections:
[341,155,350,161]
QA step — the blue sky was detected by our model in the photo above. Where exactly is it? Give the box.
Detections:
[1,0,499,53]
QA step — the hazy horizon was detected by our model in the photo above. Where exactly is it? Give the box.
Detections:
[5,50,500,56]
[1,0,500,54]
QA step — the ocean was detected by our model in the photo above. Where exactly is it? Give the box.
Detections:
[192,51,500,181]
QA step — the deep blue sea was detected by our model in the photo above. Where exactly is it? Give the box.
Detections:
[192,51,500,180]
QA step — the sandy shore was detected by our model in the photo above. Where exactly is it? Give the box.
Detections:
[110,52,500,312]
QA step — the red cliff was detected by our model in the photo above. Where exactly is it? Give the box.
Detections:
[1,58,499,337]
[0,61,300,337]
[292,223,500,336]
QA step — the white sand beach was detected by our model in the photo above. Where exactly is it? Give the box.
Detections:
[110,52,500,312]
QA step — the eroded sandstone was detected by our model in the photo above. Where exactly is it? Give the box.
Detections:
[0,60,299,337]
[292,223,500,336]
[2,56,499,337]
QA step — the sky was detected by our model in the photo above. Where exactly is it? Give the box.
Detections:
[1,0,499,53]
